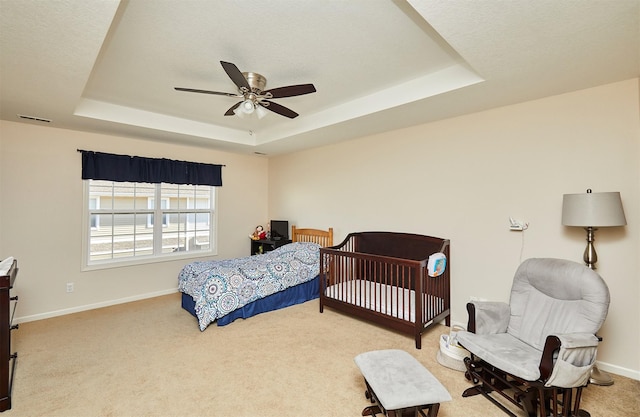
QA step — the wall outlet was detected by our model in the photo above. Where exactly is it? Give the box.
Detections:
[66,282,74,293]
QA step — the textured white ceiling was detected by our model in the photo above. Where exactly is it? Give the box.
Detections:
[1,0,638,155]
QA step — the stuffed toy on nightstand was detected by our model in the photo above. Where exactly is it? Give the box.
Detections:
[249,225,267,240]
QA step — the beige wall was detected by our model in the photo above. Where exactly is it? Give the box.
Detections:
[268,79,640,379]
[1,79,637,379]
[0,121,269,320]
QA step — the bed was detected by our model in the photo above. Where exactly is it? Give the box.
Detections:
[179,226,333,330]
[319,232,450,349]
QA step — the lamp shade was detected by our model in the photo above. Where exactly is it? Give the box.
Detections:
[562,190,627,227]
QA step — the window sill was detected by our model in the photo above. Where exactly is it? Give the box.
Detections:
[81,249,217,272]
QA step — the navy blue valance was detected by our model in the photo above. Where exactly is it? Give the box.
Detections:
[80,150,223,186]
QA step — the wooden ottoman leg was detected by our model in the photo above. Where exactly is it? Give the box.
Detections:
[364,379,375,403]
[426,403,440,417]
[362,405,381,416]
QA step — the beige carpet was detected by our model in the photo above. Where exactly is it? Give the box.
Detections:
[10,293,640,417]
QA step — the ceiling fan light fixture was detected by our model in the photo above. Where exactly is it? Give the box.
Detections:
[240,99,255,114]
[255,104,268,119]
[233,99,256,118]
[232,107,245,118]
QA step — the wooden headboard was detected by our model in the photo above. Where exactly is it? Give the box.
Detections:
[291,226,334,247]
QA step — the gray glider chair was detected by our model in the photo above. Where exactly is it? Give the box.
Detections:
[457,258,610,417]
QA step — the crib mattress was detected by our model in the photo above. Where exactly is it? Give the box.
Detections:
[325,279,445,323]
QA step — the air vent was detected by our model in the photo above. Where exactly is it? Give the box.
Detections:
[17,114,51,123]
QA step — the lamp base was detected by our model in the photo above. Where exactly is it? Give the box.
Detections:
[583,226,598,269]
[589,364,614,386]
[581,228,613,386]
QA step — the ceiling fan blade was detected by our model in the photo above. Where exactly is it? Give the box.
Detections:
[174,87,238,97]
[224,101,242,116]
[220,61,250,91]
[261,100,299,119]
[262,84,316,99]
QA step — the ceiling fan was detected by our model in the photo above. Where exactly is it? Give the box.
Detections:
[175,61,316,119]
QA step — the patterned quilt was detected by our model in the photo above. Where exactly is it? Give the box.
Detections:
[178,241,320,330]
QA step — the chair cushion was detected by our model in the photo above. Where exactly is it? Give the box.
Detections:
[457,332,543,381]
[507,258,609,351]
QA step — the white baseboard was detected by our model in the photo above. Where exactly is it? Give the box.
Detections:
[597,360,640,381]
[15,288,179,324]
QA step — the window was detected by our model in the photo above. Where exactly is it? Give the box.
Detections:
[83,180,216,269]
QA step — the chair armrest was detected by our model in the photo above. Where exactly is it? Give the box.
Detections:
[466,301,510,334]
[539,335,562,380]
[540,333,600,385]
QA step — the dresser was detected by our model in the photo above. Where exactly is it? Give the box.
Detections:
[0,259,17,412]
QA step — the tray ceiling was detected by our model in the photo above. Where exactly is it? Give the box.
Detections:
[1,0,638,155]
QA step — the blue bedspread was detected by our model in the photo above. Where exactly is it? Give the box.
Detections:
[178,241,320,330]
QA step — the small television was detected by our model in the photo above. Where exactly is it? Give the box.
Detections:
[270,220,289,240]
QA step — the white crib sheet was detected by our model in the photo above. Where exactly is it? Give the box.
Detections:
[325,279,444,324]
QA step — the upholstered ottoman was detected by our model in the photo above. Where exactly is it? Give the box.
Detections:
[354,349,451,417]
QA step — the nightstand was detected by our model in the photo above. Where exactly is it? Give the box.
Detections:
[250,238,291,255]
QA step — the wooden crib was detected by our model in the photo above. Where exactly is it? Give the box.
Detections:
[319,232,450,349]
